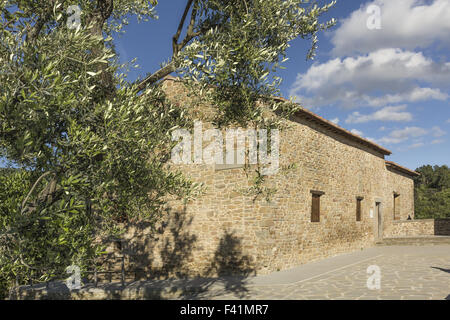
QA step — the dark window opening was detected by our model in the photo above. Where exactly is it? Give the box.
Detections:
[310,190,325,222]
[356,196,364,221]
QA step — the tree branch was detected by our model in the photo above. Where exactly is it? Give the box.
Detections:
[21,171,53,214]
[176,2,200,54]
[25,0,76,42]
[136,0,201,92]
[86,0,115,98]
[87,0,114,31]
[135,62,177,92]
[173,0,194,57]
[26,0,61,42]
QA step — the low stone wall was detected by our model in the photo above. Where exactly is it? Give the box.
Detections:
[9,280,214,300]
[386,219,450,237]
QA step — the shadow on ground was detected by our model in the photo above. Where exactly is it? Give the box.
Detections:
[431,267,450,274]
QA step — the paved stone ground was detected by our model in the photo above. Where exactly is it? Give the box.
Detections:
[187,245,450,300]
[12,245,450,300]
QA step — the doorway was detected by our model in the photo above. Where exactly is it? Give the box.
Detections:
[376,202,383,239]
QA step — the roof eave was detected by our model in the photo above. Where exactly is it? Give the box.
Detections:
[385,161,420,177]
[291,108,392,156]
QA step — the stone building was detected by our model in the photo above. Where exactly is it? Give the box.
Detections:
[123,77,421,277]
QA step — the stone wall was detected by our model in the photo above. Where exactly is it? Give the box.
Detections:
[385,219,450,237]
[119,79,416,277]
[385,220,435,237]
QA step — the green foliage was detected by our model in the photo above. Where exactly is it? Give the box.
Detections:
[0,170,98,298]
[0,0,336,298]
[0,170,31,298]
[241,169,277,202]
[414,165,450,219]
[176,0,335,199]
[0,167,17,176]
[180,0,336,127]
[0,0,193,296]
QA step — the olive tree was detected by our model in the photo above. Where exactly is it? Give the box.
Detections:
[0,0,336,296]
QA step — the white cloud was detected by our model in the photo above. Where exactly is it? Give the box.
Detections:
[345,105,412,124]
[289,49,450,109]
[431,126,446,137]
[376,126,447,147]
[364,88,448,107]
[377,126,428,145]
[332,0,450,56]
[330,118,340,125]
[350,129,364,136]
[288,0,450,153]
[407,142,425,150]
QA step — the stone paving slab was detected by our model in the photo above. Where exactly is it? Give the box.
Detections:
[232,245,450,300]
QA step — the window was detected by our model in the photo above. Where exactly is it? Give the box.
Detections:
[356,197,364,221]
[393,192,400,220]
[310,190,325,222]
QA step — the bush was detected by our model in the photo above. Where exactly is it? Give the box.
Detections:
[414,165,450,219]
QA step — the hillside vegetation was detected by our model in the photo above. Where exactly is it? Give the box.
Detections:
[414,165,450,219]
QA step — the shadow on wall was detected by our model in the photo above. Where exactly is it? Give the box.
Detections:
[11,207,257,300]
[434,219,450,236]
[106,206,257,299]
[95,208,197,281]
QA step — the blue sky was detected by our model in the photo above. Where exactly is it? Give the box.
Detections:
[114,0,450,171]
[3,1,448,170]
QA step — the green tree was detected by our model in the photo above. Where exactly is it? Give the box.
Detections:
[414,165,450,219]
[0,0,336,297]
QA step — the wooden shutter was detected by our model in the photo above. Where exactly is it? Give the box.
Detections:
[356,198,362,221]
[311,195,320,222]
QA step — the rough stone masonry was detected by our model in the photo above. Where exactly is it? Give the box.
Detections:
[119,77,422,278]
